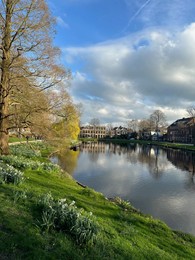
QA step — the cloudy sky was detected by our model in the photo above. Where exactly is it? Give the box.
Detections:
[47,0,195,125]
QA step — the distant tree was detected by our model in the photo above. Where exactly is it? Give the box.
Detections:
[150,110,167,140]
[186,106,195,146]
[186,106,195,117]
[138,119,151,132]
[127,119,138,132]
[90,118,100,126]
[138,119,152,139]
[106,123,113,137]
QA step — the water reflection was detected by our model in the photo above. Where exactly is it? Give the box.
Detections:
[53,142,195,235]
[51,149,79,175]
[166,149,195,191]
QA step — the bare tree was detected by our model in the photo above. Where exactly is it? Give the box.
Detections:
[90,118,100,126]
[150,110,167,139]
[127,119,138,132]
[0,0,69,154]
[138,119,151,132]
[186,106,195,117]
[106,123,113,137]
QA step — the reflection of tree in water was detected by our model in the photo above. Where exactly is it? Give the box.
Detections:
[127,145,167,179]
[144,146,167,179]
[149,147,163,179]
[89,151,99,162]
[103,143,167,178]
[185,171,195,190]
[55,149,79,175]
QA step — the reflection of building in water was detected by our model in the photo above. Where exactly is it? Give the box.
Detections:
[80,142,106,153]
[107,142,129,155]
[166,149,195,173]
[80,142,135,155]
[79,125,106,139]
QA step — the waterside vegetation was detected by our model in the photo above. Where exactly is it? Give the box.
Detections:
[0,142,195,259]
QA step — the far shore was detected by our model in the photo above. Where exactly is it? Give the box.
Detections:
[80,138,195,152]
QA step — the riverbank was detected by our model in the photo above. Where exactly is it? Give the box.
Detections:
[87,138,195,152]
[0,142,195,259]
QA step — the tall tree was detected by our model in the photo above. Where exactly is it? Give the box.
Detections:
[149,110,167,139]
[127,119,138,132]
[0,0,69,154]
[106,123,113,137]
[51,92,81,151]
[9,82,50,138]
[138,119,151,132]
[138,119,152,139]
[90,118,100,126]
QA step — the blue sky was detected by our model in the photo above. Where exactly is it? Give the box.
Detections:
[47,0,195,125]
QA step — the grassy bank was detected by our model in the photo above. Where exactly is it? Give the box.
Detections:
[0,142,195,259]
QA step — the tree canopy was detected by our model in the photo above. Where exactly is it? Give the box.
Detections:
[0,0,76,154]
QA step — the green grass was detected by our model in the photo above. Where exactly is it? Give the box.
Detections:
[0,143,195,259]
[8,136,33,143]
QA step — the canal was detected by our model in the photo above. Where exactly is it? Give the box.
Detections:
[52,142,195,236]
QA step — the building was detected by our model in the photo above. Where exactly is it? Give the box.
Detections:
[139,130,163,141]
[167,117,195,143]
[79,125,106,139]
[108,126,130,138]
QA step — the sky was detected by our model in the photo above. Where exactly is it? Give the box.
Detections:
[46,0,195,126]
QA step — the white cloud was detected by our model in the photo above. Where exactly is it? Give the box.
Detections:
[64,23,195,125]
[56,16,69,29]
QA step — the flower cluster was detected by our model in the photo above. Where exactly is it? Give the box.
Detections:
[38,193,99,245]
[0,155,59,172]
[10,144,40,158]
[0,163,24,185]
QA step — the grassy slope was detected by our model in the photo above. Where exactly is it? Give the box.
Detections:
[0,145,195,259]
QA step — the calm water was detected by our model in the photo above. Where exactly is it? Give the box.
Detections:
[52,142,195,235]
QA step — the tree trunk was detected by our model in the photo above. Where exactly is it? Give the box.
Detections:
[0,96,9,155]
[0,0,12,155]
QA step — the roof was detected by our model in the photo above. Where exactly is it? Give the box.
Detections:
[168,117,195,128]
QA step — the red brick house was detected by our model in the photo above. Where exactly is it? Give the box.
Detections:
[167,117,195,144]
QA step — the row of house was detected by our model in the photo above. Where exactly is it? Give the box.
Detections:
[79,126,106,139]
[80,117,195,144]
[141,117,195,143]
[79,125,131,139]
